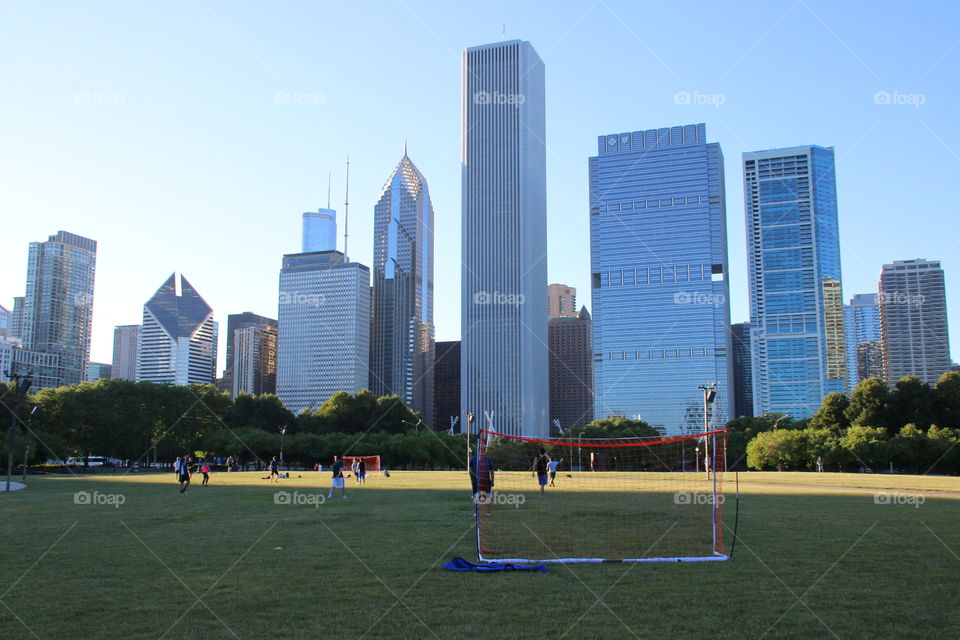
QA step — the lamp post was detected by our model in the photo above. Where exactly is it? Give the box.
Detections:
[465,412,475,479]
[698,383,716,479]
[279,426,287,467]
[5,372,32,492]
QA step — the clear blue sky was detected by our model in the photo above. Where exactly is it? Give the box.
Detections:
[2,0,958,372]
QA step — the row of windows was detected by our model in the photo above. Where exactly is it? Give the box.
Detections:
[591,194,711,214]
[594,264,716,287]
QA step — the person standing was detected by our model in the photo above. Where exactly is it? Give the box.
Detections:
[532,448,549,498]
[173,457,182,480]
[474,450,494,517]
[328,455,347,499]
[357,458,366,485]
[269,456,280,483]
[200,460,210,486]
[816,456,825,472]
[177,455,192,493]
[547,457,563,487]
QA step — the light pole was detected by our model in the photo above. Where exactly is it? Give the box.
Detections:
[773,414,790,430]
[279,426,287,467]
[5,372,32,492]
[465,412,475,479]
[698,383,716,479]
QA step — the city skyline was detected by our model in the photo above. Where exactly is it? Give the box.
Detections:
[2,2,959,375]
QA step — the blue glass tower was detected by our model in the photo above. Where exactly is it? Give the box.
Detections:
[302,209,337,253]
[590,124,732,434]
[844,293,881,392]
[744,145,845,418]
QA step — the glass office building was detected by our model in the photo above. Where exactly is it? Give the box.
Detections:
[19,231,97,388]
[302,209,337,253]
[844,293,882,392]
[371,152,434,423]
[744,145,845,418]
[461,40,548,437]
[276,250,370,414]
[590,124,732,434]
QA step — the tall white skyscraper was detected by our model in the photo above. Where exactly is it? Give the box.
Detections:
[461,40,548,437]
[136,274,216,385]
[371,151,434,422]
[276,250,371,414]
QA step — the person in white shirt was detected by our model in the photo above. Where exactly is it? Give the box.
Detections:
[547,458,563,487]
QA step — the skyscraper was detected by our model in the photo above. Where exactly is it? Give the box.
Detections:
[0,304,11,339]
[844,293,882,391]
[112,324,141,381]
[433,341,461,432]
[87,362,112,382]
[222,312,278,396]
[548,284,578,318]
[303,209,337,253]
[590,124,732,433]
[276,250,370,414]
[370,151,435,422]
[137,274,216,385]
[548,306,594,432]
[744,145,845,418]
[19,231,97,388]
[10,297,25,341]
[461,39,548,438]
[879,259,951,385]
[730,322,754,419]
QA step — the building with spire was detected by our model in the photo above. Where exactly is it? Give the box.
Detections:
[136,274,217,385]
[370,148,435,422]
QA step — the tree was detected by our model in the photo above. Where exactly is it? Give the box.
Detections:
[845,378,891,431]
[570,417,658,439]
[746,429,806,470]
[934,372,960,428]
[889,424,933,473]
[225,393,296,433]
[809,392,851,436]
[888,376,935,432]
[840,425,889,471]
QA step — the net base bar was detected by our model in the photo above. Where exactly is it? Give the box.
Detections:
[479,554,730,564]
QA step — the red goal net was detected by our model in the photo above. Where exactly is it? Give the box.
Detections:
[342,455,380,478]
[474,428,729,563]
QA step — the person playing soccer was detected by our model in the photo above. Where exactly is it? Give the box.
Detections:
[475,449,494,517]
[177,455,192,493]
[352,458,360,484]
[357,457,366,485]
[269,456,280,483]
[532,448,549,498]
[328,455,347,499]
[200,460,210,486]
[547,457,563,487]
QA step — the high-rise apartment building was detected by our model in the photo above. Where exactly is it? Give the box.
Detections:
[0,305,11,339]
[548,307,594,432]
[276,250,370,414]
[461,39,548,437]
[744,145,845,418]
[844,293,882,391]
[730,322,754,419]
[137,274,217,385]
[112,324,141,381]
[879,259,951,385]
[18,231,97,388]
[370,152,434,421]
[222,312,278,396]
[10,297,25,341]
[590,124,732,433]
[548,284,578,318]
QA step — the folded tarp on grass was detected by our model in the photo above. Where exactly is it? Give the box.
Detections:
[443,557,547,572]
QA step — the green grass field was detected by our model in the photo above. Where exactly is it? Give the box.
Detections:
[2,470,959,639]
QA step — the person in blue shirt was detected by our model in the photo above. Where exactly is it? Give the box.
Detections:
[328,455,347,499]
[269,456,280,483]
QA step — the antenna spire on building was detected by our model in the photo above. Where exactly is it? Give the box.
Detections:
[343,156,350,262]
[327,171,331,209]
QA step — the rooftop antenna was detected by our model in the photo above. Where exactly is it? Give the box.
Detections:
[502,23,506,40]
[343,156,350,262]
[326,171,331,209]
[403,138,407,157]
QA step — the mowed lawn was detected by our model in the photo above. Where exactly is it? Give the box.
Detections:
[1,470,959,639]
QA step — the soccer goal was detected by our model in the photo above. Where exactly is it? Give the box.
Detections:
[474,428,730,564]
[342,455,381,478]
